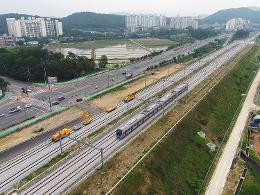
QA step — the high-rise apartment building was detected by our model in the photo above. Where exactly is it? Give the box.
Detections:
[170,16,198,30]
[6,17,63,38]
[126,14,166,32]
[225,18,251,31]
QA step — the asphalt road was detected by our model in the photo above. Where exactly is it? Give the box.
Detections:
[17,37,255,195]
[205,69,260,195]
[0,37,251,193]
[0,35,227,129]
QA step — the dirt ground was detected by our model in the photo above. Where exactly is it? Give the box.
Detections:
[252,133,260,159]
[90,64,183,109]
[0,107,83,152]
[69,46,253,195]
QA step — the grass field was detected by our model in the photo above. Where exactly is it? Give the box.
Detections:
[48,38,175,49]
[113,45,259,194]
[132,38,175,48]
[48,39,131,49]
[239,164,260,195]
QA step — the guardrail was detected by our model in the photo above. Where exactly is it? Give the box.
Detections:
[0,107,67,138]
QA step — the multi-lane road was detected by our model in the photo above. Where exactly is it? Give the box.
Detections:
[17,37,256,195]
[0,35,254,193]
[0,35,227,129]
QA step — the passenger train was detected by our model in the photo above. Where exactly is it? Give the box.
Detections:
[116,83,188,139]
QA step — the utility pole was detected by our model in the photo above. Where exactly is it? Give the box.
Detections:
[144,71,147,88]
[107,75,110,87]
[59,132,63,154]
[24,106,27,119]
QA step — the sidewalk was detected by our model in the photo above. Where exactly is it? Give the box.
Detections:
[205,69,260,195]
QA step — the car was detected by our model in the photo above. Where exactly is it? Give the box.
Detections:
[25,104,32,108]
[76,98,83,102]
[9,106,22,114]
[95,86,98,89]
[51,101,59,106]
[0,114,5,118]
[57,96,65,101]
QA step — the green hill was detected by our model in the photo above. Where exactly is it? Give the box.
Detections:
[60,12,125,32]
[202,7,260,24]
[0,12,125,35]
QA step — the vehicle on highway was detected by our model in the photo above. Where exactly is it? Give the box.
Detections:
[124,93,136,103]
[76,98,83,102]
[51,101,59,106]
[22,87,33,93]
[126,73,133,79]
[25,104,32,108]
[57,96,65,101]
[51,128,71,142]
[95,85,98,89]
[116,84,188,139]
[0,114,4,118]
[9,106,22,114]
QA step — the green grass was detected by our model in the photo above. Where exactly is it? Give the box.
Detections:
[132,38,175,48]
[48,39,130,49]
[114,45,259,194]
[239,164,260,195]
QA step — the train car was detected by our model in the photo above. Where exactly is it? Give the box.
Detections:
[116,83,189,140]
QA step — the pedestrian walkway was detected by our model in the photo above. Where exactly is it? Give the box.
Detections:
[205,69,260,195]
[21,97,52,110]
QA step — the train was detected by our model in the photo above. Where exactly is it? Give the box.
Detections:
[116,83,188,139]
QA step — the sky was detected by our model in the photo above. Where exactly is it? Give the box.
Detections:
[0,0,260,17]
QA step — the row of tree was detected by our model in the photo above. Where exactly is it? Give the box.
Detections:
[0,78,7,93]
[0,47,109,82]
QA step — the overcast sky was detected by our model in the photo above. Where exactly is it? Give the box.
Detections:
[1,0,260,17]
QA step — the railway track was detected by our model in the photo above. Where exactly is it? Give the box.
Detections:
[18,39,253,194]
[0,40,244,193]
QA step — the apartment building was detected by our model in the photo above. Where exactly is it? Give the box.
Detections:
[6,17,63,38]
[170,16,198,30]
[126,14,167,32]
[225,18,251,31]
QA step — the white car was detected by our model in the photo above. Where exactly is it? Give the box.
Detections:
[25,104,32,108]
[0,114,4,118]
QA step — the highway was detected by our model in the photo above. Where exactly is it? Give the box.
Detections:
[0,36,251,193]
[17,37,255,195]
[0,35,227,129]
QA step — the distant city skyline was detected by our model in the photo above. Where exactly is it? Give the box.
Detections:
[0,0,260,18]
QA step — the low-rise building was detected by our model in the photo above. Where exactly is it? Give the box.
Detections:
[0,34,16,48]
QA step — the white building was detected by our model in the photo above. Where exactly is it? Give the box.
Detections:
[225,18,251,31]
[6,17,63,38]
[6,18,22,38]
[170,16,198,30]
[126,14,166,32]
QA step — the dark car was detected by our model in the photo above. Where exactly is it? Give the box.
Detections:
[51,101,60,106]
[76,98,83,102]
[57,96,65,101]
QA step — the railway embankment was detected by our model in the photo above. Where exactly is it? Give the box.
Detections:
[69,43,258,194]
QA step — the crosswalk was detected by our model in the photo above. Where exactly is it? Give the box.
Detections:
[20,97,54,110]
[28,89,46,96]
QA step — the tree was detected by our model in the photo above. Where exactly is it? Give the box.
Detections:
[99,55,108,69]
[0,78,7,92]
